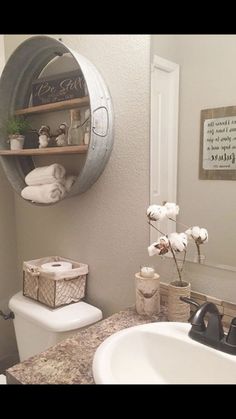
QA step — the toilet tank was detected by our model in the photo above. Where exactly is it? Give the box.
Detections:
[9,292,103,361]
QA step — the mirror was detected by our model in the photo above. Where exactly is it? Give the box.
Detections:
[151,35,236,271]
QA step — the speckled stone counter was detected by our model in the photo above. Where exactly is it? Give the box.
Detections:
[6,306,167,384]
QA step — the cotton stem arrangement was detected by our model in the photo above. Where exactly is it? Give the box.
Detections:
[147,202,208,286]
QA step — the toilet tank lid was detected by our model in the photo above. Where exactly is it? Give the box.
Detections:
[9,292,103,332]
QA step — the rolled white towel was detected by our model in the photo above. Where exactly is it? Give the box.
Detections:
[25,164,66,186]
[62,175,77,192]
[21,183,66,204]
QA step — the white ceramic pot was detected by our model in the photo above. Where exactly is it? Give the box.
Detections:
[9,135,25,150]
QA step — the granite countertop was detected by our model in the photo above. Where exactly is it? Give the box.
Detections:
[6,306,168,384]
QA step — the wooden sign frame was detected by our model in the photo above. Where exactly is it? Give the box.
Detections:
[199,106,236,180]
[32,70,86,106]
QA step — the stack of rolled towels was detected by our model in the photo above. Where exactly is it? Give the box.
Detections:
[21,164,76,204]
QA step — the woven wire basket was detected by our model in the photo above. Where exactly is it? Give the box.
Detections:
[23,256,88,308]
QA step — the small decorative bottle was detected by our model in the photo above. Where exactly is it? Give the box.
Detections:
[67,109,84,146]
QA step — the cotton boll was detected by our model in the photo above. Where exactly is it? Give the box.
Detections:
[164,202,179,218]
[158,236,169,246]
[185,226,200,240]
[185,226,208,244]
[185,228,192,238]
[169,232,188,252]
[157,237,169,255]
[168,232,178,243]
[179,232,188,248]
[198,228,208,244]
[191,226,201,240]
[148,236,169,256]
[148,242,161,256]
[147,205,167,221]
[168,233,180,251]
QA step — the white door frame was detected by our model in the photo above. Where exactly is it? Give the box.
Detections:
[0,36,5,76]
[150,55,180,243]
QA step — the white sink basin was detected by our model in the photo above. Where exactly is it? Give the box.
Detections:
[92,322,236,384]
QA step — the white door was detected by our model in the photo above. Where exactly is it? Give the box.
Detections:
[150,55,179,243]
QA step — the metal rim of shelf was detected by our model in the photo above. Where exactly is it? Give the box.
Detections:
[0,36,114,205]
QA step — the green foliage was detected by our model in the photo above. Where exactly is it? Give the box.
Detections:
[5,116,31,135]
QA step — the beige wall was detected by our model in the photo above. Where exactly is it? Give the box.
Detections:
[5,35,151,317]
[151,35,236,302]
[151,34,179,63]
[0,35,19,371]
[0,163,19,371]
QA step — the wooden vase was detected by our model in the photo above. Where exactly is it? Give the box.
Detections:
[168,280,191,322]
[135,272,160,316]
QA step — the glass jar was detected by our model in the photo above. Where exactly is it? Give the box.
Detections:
[168,256,191,322]
[67,109,84,146]
[83,118,90,145]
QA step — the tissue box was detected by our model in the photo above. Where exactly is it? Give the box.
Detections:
[23,256,88,308]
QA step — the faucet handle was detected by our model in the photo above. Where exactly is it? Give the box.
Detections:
[179,297,200,323]
[179,296,200,308]
[226,318,236,346]
[179,296,200,309]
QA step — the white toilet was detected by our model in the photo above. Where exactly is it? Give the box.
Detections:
[0,375,6,384]
[8,291,103,362]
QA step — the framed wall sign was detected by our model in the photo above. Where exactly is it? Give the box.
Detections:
[199,106,236,180]
[32,70,86,106]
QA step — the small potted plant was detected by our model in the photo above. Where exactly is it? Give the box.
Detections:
[5,116,31,150]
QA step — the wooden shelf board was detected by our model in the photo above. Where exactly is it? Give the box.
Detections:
[0,145,88,156]
[14,97,90,116]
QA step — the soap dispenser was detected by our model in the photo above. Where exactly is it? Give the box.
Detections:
[135,267,160,316]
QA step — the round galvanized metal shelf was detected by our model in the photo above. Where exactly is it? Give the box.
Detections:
[0,36,114,205]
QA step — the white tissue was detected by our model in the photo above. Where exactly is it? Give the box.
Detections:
[41,261,72,272]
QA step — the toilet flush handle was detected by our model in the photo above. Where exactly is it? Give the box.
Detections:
[0,310,14,320]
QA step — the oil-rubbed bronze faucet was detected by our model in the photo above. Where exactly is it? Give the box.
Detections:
[180,297,236,355]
